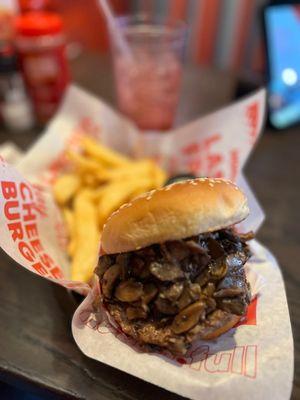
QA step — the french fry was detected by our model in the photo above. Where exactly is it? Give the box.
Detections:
[53,173,81,205]
[98,182,132,226]
[53,137,168,283]
[152,164,167,187]
[68,239,76,257]
[106,159,155,181]
[71,190,101,282]
[62,208,76,256]
[81,173,99,187]
[98,178,156,226]
[81,136,131,167]
[129,180,156,198]
[90,185,108,201]
[67,151,110,182]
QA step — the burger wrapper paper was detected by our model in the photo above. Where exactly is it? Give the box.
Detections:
[0,85,293,399]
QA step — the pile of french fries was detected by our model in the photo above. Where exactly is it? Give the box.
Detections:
[53,137,167,283]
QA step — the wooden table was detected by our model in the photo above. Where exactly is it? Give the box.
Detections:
[0,53,298,400]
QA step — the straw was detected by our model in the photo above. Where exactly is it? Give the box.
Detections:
[97,0,133,59]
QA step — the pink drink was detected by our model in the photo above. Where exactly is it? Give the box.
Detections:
[110,18,187,131]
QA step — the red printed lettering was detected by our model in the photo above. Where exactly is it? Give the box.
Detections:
[203,135,223,177]
[79,117,101,138]
[30,239,43,253]
[1,181,17,199]
[204,351,232,373]
[20,182,34,201]
[180,134,224,177]
[25,223,38,239]
[79,310,91,324]
[18,241,35,262]
[49,266,63,279]
[187,344,258,379]
[186,159,202,174]
[246,102,259,145]
[2,181,65,279]
[181,142,200,156]
[203,134,221,149]
[231,346,245,374]
[206,153,223,177]
[32,185,47,218]
[8,222,24,241]
[23,203,36,222]
[40,253,55,269]
[189,346,208,371]
[230,149,239,181]
[32,262,47,276]
[4,201,20,220]
[244,346,257,378]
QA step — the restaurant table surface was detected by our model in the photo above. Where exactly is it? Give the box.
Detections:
[0,53,298,400]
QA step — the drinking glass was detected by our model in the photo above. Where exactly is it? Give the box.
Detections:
[109,15,187,131]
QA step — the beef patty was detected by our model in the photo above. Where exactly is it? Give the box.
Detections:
[96,229,253,355]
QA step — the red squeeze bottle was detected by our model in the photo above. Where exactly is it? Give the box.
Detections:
[15,12,70,123]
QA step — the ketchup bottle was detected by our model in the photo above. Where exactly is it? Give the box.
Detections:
[15,12,70,123]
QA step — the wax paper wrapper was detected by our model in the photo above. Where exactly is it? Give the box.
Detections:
[0,85,293,399]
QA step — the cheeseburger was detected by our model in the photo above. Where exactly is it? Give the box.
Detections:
[96,178,253,355]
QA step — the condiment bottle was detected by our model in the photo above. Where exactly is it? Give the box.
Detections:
[0,45,34,132]
[15,11,70,124]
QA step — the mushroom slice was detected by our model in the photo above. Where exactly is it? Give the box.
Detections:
[115,280,143,302]
[202,282,215,297]
[102,264,121,298]
[142,283,158,304]
[97,255,113,278]
[155,297,178,315]
[149,262,184,281]
[209,259,228,279]
[160,282,184,302]
[171,301,206,334]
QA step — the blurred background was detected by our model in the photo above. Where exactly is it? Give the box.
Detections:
[44,0,264,76]
[0,0,267,132]
[1,0,300,132]
[2,0,266,74]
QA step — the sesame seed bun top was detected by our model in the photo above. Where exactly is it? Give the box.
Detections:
[101,178,249,254]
